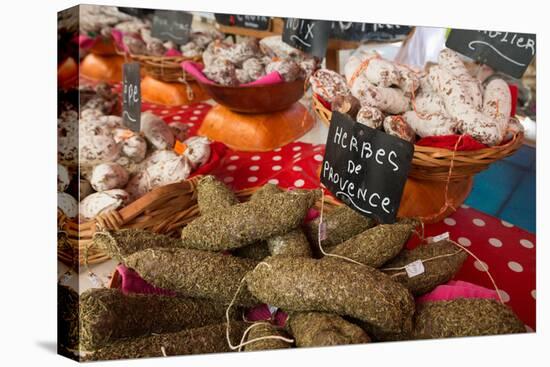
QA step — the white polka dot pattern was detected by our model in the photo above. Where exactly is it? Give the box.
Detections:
[497,289,510,302]
[501,220,514,228]
[519,239,534,249]
[444,218,456,226]
[472,218,486,227]
[474,260,488,272]
[508,261,523,273]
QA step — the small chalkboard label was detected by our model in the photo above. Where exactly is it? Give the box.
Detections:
[151,9,193,45]
[117,7,154,18]
[330,22,412,42]
[320,112,414,223]
[282,18,331,58]
[446,29,536,79]
[214,13,270,30]
[122,62,141,132]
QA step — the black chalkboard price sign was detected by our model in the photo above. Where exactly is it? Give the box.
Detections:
[151,9,193,45]
[282,18,331,58]
[446,29,536,79]
[330,22,412,42]
[122,63,141,132]
[321,112,414,223]
[214,14,270,30]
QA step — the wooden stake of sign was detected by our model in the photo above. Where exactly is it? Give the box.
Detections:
[320,112,414,223]
[122,63,141,132]
[446,29,536,79]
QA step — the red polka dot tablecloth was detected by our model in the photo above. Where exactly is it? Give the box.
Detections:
[143,100,536,331]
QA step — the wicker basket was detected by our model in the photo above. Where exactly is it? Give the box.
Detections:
[129,54,201,83]
[312,96,524,181]
[57,176,341,267]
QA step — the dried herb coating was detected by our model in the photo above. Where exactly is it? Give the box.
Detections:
[246,256,414,334]
[244,323,292,351]
[414,298,525,339]
[79,288,231,350]
[397,217,422,227]
[93,229,183,263]
[383,240,468,296]
[124,248,259,306]
[197,175,238,214]
[268,228,312,257]
[326,224,412,268]
[307,205,375,254]
[250,183,283,201]
[181,190,320,251]
[234,241,271,261]
[354,316,413,342]
[58,284,79,353]
[288,312,370,347]
[82,322,248,361]
[251,185,312,258]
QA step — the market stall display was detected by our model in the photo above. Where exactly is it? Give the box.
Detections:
[57,5,536,364]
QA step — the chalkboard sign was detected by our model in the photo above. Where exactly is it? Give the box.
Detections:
[117,7,154,18]
[330,22,412,42]
[151,10,193,45]
[446,29,536,79]
[122,63,141,132]
[214,13,270,30]
[320,112,414,223]
[282,18,331,58]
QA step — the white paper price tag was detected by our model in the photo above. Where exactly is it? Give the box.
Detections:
[267,305,279,316]
[429,232,449,243]
[405,260,425,278]
[319,221,327,241]
[88,272,104,288]
[59,271,73,285]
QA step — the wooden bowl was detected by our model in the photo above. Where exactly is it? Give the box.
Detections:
[196,78,306,114]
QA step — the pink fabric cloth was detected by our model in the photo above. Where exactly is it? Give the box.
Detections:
[110,29,126,53]
[116,265,175,296]
[78,34,96,50]
[305,208,320,223]
[416,280,500,304]
[165,48,182,57]
[245,304,288,327]
[181,61,284,86]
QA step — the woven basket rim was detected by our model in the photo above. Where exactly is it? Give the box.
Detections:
[57,176,341,267]
[130,53,201,63]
